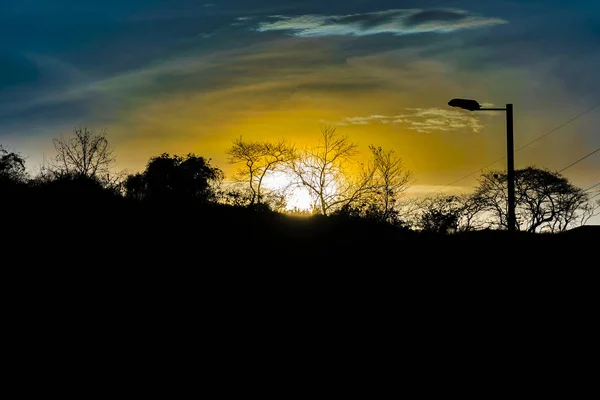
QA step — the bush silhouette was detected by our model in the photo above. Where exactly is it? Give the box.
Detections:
[125,153,223,204]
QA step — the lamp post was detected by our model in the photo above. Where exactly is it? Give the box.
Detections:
[448,98,516,232]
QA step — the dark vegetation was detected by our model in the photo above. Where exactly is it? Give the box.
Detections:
[1,127,598,270]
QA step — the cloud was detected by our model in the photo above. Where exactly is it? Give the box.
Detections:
[1,36,384,123]
[322,108,489,133]
[255,8,507,37]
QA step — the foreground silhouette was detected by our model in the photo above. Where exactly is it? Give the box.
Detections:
[4,180,597,267]
[1,129,598,271]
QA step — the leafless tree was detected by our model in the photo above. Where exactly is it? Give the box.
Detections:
[366,145,413,215]
[226,137,294,206]
[289,126,372,216]
[576,195,600,227]
[48,127,115,180]
[333,145,413,225]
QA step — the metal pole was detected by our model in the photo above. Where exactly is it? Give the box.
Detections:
[506,104,516,232]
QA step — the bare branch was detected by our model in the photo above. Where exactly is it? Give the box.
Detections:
[48,127,115,180]
[226,136,294,207]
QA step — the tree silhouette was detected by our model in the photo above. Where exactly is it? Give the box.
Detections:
[48,127,115,180]
[578,197,600,227]
[0,145,28,210]
[289,127,372,216]
[473,167,590,232]
[415,195,464,234]
[0,145,27,184]
[226,137,293,206]
[125,153,223,203]
[334,145,413,226]
[123,172,146,201]
[368,145,413,213]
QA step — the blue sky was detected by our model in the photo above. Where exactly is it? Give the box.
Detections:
[1,0,599,214]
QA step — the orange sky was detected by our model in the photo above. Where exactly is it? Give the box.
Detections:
[80,37,597,197]
[2,2,598,208]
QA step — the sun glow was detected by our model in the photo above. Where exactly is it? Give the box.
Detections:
[262,170,313,212]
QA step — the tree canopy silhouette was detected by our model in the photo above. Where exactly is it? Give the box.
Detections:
[0,145,27,184]
[472,167,591,232]
[125,153,223,203]
[0,145,28,208]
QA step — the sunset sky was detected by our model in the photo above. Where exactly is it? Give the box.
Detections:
[1,0,599,209]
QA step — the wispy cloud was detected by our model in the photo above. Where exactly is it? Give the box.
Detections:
[322,108,490,133]
[255,9,507,37]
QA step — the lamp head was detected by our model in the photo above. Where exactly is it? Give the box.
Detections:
[448,98,481,111]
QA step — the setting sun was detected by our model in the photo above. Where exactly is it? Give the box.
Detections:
[1,0,599,248]
[262,170,313,212]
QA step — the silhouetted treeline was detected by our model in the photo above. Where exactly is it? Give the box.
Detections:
[1,127,598,266]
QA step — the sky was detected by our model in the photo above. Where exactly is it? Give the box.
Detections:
[1,0,599,218]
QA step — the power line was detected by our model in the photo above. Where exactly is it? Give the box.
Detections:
[584,182,600,192]
[515,101,600,152]
[559,148,600,173]
[427,100,600,195]
[429,158,505,194]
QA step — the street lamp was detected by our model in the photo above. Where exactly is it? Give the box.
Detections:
[448,98,516,232]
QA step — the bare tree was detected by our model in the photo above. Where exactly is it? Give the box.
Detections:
[289,126,373,216]
[48,127,115,180]
[578,196,600,226]
[334,145,413,225]
[366,145,413,215]
[226,137,293,206]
